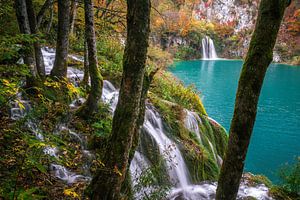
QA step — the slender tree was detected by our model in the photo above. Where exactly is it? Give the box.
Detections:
[79,0,103,116]
[89,0,151,199]
[36,0,53,29]
[70,0,78,36]
[82,41,89,88]
[46,3,54,34]
[14,0,38,86]
[216,1,290,199]
[25,0,46,78]
[50,0,71,78]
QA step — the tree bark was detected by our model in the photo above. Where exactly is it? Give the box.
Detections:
[215,1,289,200]
[50,0,70,78]
[79,0,103,116]
[82,41,89,88]
[14,0,38,84]
[129,69,159,165]
[70,0,78,36]
[36,0,53,29]
[25,0,46,78]
[46,3,54,34]
[123,70,158,195]
[89,0,151,199]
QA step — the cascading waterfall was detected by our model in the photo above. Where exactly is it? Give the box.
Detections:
[202,36,218,59]
[9,47,274,199]
[142,107,190,188]
[184,109,203,144]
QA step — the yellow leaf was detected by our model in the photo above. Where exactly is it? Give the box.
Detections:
[64,188,80,199]
[16,100,25,110]
[114,165,122,177]
[2,79,9,85]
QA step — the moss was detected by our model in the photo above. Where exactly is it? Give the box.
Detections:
[248,174,272,188]
[182,142,220,182]
[269,186,300,200]
[149,89,228,183]
[150,71,207,115]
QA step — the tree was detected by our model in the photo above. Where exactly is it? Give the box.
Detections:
[216,1,290,199]
[25,0,45,78]
[46,3,54,33]
[78,0,103,116]
[70,0,78,35]
[36,0,53,29]
[82,41,89,88]
[14,0,38,86]
[89,0,151,199]
[50,0,70,78]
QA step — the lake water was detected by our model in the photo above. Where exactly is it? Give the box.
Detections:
[169,59,300,182]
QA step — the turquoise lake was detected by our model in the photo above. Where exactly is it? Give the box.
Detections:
[169,60,300,182]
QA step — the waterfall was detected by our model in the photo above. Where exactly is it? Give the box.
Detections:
[142,107,190,187]
[184,109,203,144]
[9,47,273,199]
[202,36,218,59]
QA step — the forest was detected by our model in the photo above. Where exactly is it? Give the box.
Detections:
[0,0,299,199]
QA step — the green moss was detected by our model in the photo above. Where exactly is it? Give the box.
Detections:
[150,71,207,115]
[149,87,228,182]
[248,174,272,188]
[269,186,299,200]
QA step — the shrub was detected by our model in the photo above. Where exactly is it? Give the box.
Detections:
[278,158,300,194]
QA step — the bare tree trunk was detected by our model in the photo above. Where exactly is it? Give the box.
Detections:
[14,0,38,86]
[69,0,78,36]
[50,0,70,78]
[215,1,289,199]
[46,4,53,34]
[36,0,53,29]
[89,0,151,199]
[82,41,89,88]
[25,0,45,78]
[78,0,103,117]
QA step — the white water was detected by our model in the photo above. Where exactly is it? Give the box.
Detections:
[168,178,273,200]
[9,48,92,184]
[184,109,203,144]
[9,48,274,199]
[202,36,218,59]
[143,107,190,188]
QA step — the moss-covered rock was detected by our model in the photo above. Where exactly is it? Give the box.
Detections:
[149,78,228,183]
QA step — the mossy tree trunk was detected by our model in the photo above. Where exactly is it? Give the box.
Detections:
[216,1,289,200]
[50,0,70,78]
[36,0,53,29]
[82,41,89,88]
[70,0,78,36]
[46,3,53,34]
[14,0,39,87]
[123,70,159,195]
[129,69,159,164]
[89,0,151,199]
[79,0,103,116]
[25,0,45,78]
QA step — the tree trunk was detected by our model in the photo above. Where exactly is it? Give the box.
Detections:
[82,41,89,88]
[89,0,151,199]
[14,0,38,85]
[215,1,289,200]
[36,0,53,29]
[50,0,70,78]
[79,0,103,116]
[128,69,159,165]
[46,4,53,34]
[70,0,78,36]
[25,0,46,78]
[123,70,158,195]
